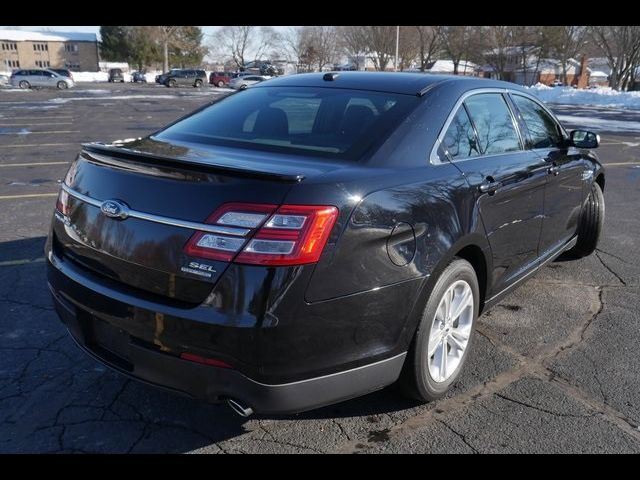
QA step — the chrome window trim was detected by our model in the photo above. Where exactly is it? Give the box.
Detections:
[429,87,533,166]
[60,183,251,237]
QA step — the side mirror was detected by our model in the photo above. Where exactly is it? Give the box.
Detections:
[570,130,600,149]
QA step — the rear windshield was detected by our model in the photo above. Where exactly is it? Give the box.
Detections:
[154,86,419,160]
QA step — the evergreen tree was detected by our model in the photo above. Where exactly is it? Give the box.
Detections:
[99,26,129,62]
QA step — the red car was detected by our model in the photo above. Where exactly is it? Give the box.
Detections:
[209,71,233,87]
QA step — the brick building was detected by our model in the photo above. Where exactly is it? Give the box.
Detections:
[0,29,99,72]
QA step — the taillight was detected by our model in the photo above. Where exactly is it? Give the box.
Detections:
[184,203,339,266]
[55,188,71,216]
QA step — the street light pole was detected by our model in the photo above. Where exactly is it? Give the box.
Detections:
[395,26,400,72]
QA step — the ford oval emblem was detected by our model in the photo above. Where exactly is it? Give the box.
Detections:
[100,199,129,219]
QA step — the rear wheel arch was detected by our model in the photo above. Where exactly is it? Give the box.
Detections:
[397,237,490,352]
[454,244,488,313]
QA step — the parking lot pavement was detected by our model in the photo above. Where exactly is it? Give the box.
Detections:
[1,84,640,453]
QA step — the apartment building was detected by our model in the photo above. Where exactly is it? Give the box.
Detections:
[0,29,99,72]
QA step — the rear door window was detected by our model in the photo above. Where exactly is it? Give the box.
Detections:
[464,93,522,155]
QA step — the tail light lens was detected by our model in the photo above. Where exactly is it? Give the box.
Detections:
[184,203,339,266]
[55,188,71,216]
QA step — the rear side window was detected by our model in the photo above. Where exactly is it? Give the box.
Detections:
[511,94,564,149]
[464,93,522,155]
[155,86,419,160]
[442,107,480,160]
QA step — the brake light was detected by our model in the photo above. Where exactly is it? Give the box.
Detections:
[55,188,71,216]
[183,203,339,266]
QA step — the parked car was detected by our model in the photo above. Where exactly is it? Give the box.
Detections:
[131,71,147,83]
[209,71,233,88]
[10,69,75,89]
[47,72,604,416]
[0,74,8,86]
[108,68,125,83]
[163,69,207,88]
[550,79,564,87]
[155,69,180,84]
[242,61,280,77]
[50,68,74,81]
[229,74,268,90]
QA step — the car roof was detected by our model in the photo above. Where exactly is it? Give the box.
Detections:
[251,71,529,96]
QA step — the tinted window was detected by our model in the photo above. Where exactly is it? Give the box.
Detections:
[512,94,564,149]
[156,86,418,160]
[464,94,522,155]
[442,107,480,160]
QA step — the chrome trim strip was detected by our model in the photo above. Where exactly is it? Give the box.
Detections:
[61,183,251,237]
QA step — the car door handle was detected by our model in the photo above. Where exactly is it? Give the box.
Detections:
[548,164,560,176]
[479,178,502,195]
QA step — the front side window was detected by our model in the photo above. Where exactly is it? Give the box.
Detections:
[442,107,480,160]
[464,93,522,155]
[511,94,564,149]
[155,86,418,160]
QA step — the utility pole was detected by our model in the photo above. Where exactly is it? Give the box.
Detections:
[395,26,400,72]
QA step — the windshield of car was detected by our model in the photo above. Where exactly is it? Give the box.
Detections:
[155,86,419,160]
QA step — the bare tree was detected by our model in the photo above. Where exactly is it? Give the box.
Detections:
[481,26,517,80]
[440,26,475,75]
[307,26,339,71]
[214,26,280,69]
[364,26,396,71]
[397,27,419,71]
[414,26,443,72]
[589,26,640,90]
[546,26,589,85]
[337,26,368,70]
[153,26,182,73]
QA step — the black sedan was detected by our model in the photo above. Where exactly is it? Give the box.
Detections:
[46,72,604,416]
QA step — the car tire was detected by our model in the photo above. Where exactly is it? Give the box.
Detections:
[398,258,479,402]
[167,79,176,88]
[217,80,225,88]
[18,80,30,89]
[239,84,247,90]
[566,181,605,258]
[194,79,202,88]
[57,81,68,90]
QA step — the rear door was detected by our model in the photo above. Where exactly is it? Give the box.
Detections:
[440,91,547,295]
[509,93,584,258]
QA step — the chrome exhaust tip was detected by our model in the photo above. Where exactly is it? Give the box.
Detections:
[226,398,254,417]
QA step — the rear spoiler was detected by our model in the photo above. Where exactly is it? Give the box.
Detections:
[81,143,305,183]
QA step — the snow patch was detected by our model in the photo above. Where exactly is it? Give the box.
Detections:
[527,84,640,110]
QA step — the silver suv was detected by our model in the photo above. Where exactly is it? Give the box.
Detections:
[10,69,75,90]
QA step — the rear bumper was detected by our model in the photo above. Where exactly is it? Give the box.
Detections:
[47,253,407,414]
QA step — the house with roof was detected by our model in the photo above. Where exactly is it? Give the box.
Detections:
[0,29,99,72]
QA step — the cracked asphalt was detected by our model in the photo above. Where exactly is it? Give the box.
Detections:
[1,83,639,453]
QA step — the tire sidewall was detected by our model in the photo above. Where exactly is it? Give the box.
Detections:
[412,259,479,398]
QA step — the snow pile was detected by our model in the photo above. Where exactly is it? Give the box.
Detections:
[527,83,640,109]
[72,71,109,82]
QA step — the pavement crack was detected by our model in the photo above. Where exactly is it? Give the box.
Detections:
[493,392,594,418]
[436,419,479,453]
[596,248,634,266]
[332,418,352,441]
[595,251,627,286]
